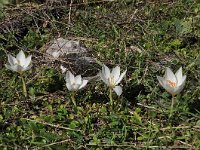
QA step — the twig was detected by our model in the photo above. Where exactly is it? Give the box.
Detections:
[68,0,73,24]
[159,125,200,132]
[177,140,193,147]
[137,102,163,113]
[22,118,83,132]
[140,125,200,132]
[139,65,148,83]
[159,136,193,148]
[86,143,191,149]
[40,139,71,148]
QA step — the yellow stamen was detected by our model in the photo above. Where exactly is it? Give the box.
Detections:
[167,80,176,88]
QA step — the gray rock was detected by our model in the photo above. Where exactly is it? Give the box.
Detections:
[45,38,99,77]
[46,38,87,58]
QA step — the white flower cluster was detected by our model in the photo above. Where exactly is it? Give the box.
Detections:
[61,64,126,96]
[5,50,187,97]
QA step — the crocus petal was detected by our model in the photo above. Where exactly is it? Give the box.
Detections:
[99,72,109,85]
[157,76,175,95]
[111,66,120,83]
[175,67,183,85]
[181,75,186,85]
[9,64,24,72]
[10,65,19,72]
[16,50,26,66]
[5,64,15,71]
[24,55,32,68]
[79,80,88,89]
[102,64,110,80]
[75,75,82,85]
[165,67,177,83]
[173,78,186,95]
[66,83,73,91]
[66,71,75,84]
[157,76,165,87]
[173,87,182,95]
[71,84,80,91]
[22,64,32,71]
[8,54,17,65]
[162,80,176,95]
[113,86,122,96]
[115,69,127,85]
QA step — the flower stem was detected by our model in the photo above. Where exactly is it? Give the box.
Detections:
[109,88,113,110]
[21,75,27,97]
[169,95,175,118]
[70,92,77,109]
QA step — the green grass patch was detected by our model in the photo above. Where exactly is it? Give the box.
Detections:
[0,0,200,149]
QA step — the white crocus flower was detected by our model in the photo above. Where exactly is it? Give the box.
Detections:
[99,64,127,96]
[157,67,186,96]
[65,71,88,91]
[5,50,32,73]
